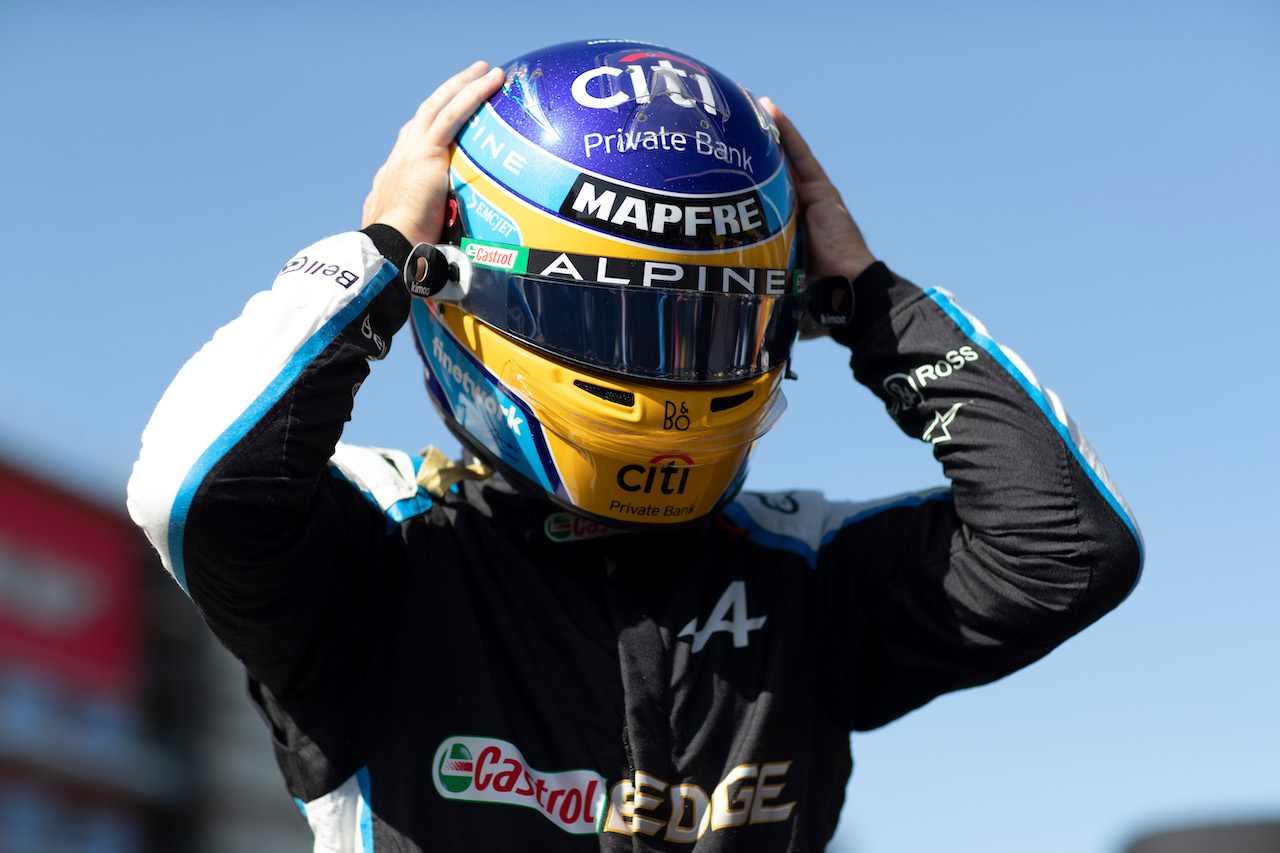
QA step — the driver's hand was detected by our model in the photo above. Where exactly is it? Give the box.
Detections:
[362,62,505,246]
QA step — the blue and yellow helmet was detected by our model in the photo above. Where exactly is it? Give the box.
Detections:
[410,39,804,526]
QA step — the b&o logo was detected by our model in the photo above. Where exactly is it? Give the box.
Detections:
[664,401,690,431]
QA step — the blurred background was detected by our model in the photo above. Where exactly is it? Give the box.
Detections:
[1,1,1276,851]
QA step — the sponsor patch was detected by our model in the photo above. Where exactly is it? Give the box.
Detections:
[544,512,623,543]
[881,345,980,416]
[559,174,767,248]
[453,176,523,244]
[463,239,528,272]
[524,245,795,295]
[432,736,608,834]
[278,254,361,289]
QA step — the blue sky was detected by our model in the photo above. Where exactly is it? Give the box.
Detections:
[2,1,1277,851]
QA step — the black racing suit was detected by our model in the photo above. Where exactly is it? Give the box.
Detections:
[127,225,1142,851]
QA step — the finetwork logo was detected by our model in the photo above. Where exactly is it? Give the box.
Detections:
[432,736,608,834]
[430,334,525,437]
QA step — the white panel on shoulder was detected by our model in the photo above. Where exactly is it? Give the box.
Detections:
[329,443,421,511]
[731,487,952,563]
[127,232,396,582]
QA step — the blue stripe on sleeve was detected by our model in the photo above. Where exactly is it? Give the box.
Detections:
[924,288,1144,562]
[166,261,399,594]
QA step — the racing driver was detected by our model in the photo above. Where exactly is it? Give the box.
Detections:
[128,40,1142,851]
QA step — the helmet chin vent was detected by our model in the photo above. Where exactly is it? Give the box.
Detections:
[574,380,635,407]
[711,390,754,412]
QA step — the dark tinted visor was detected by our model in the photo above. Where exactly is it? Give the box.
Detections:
[456,242,803,383]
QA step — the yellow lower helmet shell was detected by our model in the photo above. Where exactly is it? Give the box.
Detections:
[417,302,786,527]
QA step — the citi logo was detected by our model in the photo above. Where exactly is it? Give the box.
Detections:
[570,54,724,115]
[617,454,692,495]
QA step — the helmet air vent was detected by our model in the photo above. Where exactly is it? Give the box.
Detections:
[710,390,754,412]
[573,380,635,407]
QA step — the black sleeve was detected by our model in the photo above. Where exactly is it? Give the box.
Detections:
[819,262,1142,731]
[128,228,419,729]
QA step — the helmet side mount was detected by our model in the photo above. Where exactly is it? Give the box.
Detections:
[405,243,473,301]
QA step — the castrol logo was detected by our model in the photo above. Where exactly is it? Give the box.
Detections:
[465,242,521,269]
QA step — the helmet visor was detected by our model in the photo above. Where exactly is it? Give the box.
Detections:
[453,240,804,384]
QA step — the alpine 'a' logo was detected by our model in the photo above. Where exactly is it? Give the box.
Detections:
[432,736,608,834]
[679,580,767,653]
[559,173,768,249]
